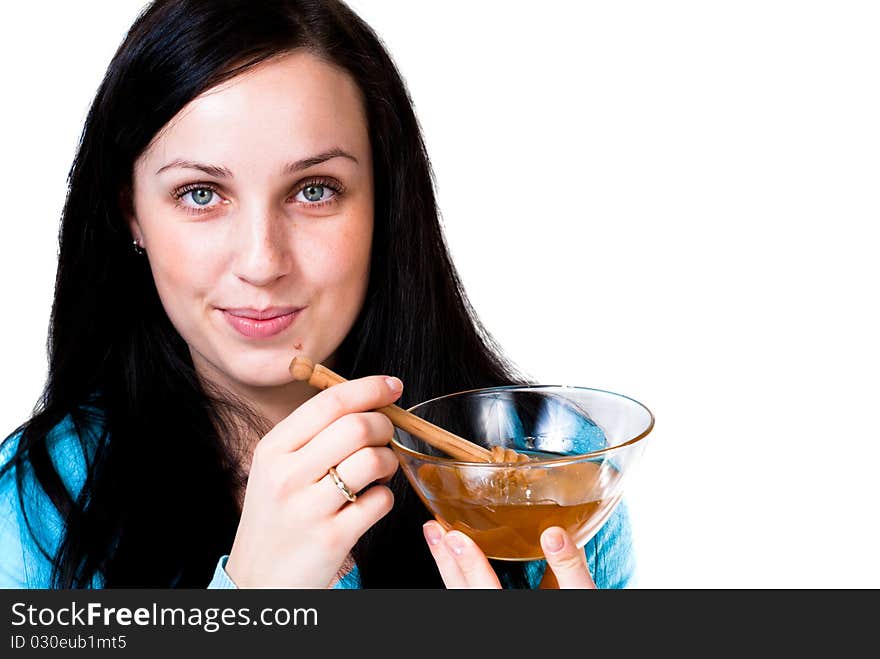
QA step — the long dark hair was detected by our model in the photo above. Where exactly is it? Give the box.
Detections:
[0,0,533,588]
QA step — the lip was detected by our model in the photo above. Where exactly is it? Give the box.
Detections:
[222,308,303,339]
[224,306,300,320]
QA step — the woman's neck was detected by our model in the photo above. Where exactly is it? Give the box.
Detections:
[191,353,318,459]
[232,378,316,428]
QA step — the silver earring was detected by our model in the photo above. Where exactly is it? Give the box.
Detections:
[132,239,146,256]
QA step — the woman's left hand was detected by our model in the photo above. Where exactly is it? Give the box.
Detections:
[422,521,596,589]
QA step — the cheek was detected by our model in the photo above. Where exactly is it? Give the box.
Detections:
[147,229,222,315]
[311,221,372,295]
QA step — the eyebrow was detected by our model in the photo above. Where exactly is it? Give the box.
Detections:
[154,147,359,177]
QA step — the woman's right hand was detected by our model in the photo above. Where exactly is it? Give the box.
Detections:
[224,375,403,588]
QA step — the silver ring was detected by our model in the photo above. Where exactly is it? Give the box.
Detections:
[328,466,357,503]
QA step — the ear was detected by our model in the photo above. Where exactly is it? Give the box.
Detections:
[119,185,142,243]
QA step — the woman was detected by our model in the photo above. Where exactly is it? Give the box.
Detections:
[0,0,634,589]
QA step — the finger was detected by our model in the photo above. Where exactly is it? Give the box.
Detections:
[263,375,403,453]
[422,521,467,588]
[441,530,502,589]
[296,412,395,481]
[315,446,399,514]
[539,527,596,590]
[333,484,395,540]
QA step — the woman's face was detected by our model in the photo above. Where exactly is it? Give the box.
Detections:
[129,51,373,399]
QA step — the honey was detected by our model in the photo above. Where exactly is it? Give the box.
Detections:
[412,455,623,561]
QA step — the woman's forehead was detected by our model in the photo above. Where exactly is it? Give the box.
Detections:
[138,51,369,174]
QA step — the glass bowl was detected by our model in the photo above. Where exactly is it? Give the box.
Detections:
[391,385,654,561]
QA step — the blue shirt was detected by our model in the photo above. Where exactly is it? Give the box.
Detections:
[0,410,636,589]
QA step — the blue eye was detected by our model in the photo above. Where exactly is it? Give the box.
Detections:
[300,184,329,203]
[294,183,340,206]
[173,184,222,213]
[189,188,215,206]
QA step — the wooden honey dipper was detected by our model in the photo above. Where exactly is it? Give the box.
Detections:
[289,356,529,464]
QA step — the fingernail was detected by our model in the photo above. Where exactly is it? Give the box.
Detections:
[444,532,466,556]
[423,523,441,546]
[543,528,565,554]
[385,377,402,394]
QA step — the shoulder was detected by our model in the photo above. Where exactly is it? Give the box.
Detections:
[0,407,105,588]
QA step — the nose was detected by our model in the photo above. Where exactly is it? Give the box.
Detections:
[231,203,293,286]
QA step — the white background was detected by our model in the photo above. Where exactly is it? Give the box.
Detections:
[1,1,878,588]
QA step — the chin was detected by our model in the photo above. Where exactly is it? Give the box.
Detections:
[233,370,294,389]
[224,352,293,386]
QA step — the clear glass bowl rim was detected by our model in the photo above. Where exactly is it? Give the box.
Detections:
[390,383,655,468]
